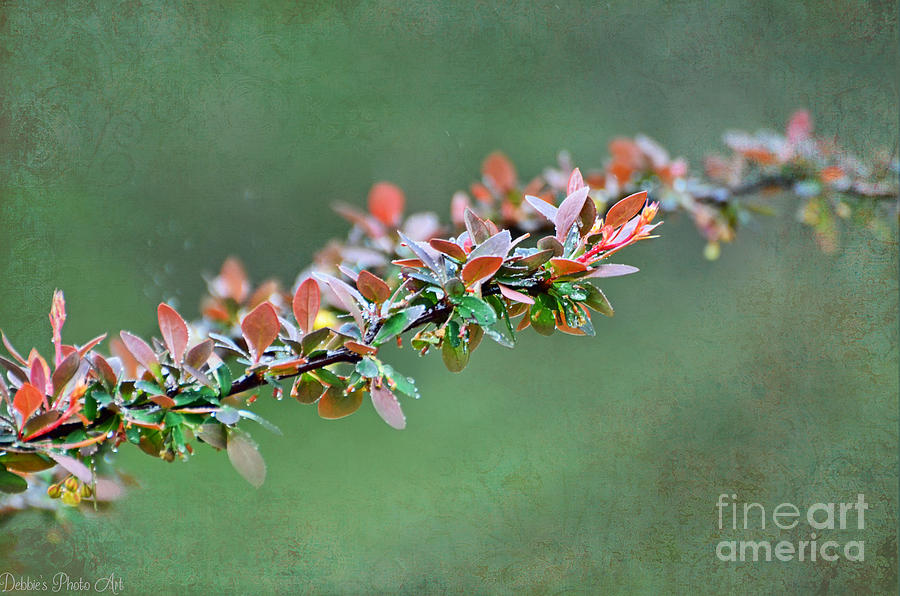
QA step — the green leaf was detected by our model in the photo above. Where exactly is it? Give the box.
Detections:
[483,296,516,348]
[581,284,614,317]
[355,357,380,379]
[214,365,233,397]
[238,410,282,435]
[83,390,98,421]
[373,305,425,345]
[442,333,469,373]
[381,365,419,400]
[310,367,345,389]
[292,373,324,404]
[0,453,54,473]
[0,464,27,494]
[135,380,164,395]
[301,327,331,354]
[530,295,557,336]
[457,296,497,327]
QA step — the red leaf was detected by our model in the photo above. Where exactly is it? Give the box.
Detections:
[368,182,406,227]
[429,238,468,261]
[119,331,160,377]
[241,302,280,363]
[149,395,176,408]
[549,258,589,276]
[370,381,406,430]
[77,333,107,357]
[91,353,118,388]
[497,283,535,305]
[345,341,378,356]
[391,258,424,268]
[317,386,363,420]
[184,339,214,370]
[482,151,517,193]
[27,351,51,397]
[356,270,391,304]
[292,278,320,334]
[605,191,647,230]
[158,303,189,364]
[461,256,503,286]
[13,382,43,421]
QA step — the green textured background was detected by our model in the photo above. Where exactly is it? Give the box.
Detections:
[0,1,897,593]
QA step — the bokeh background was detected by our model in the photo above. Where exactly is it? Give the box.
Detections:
[0,1,897,593]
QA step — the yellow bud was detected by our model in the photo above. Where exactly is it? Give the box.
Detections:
[60,490,81,507]
[314,310,339,331]
[80,483,93,498]
[64,476,79,492]
[47,484,62,499]
[703,242,721,261]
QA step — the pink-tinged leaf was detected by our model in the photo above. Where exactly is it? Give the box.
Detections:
[110,338,139,379]
[333,203,383,238]
[370,381,406,430]
[149,394,176,408]
[400,212,441,242]
[450,192,471,227]
[482,151,518,193]
[356,271,391,304]
[317,386,364,420]
[1,331,27,366]
[93,478,124,502]
[464,209,492,244]
[13,382,43,421]
[549,258,589,276]
[51,351,80,398]
[292,278,321,334]
[119,331,160,377]
[525,195,559,223]
[184,339,214,371]
[567,167,586,195]
[391,258,425,268]
[554,186,591,241]
[429,238,468,261]
[368,182,406,227]
[497,283,535,305]
[337,265,359,283]
[48,453,92,483]
[77,333,107,357]
[158,303,189,364]
[49,289,66,367]
[605,191,647,230]
[313,273,365,331]
[461,256,503,286]
[248,280,280,311]
[218,257,250,303]
[787,109,812,144]
[584,264,640,278]
[227,429,266,488]
[397,232,440,274]
[183,364,216,390]
[469,229,511,260]
[241,302,280,363]
[91,353,117,388]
